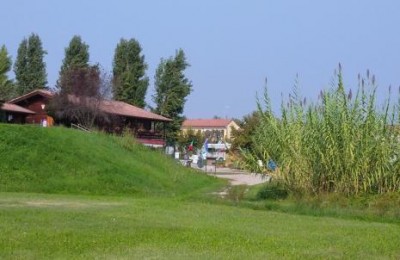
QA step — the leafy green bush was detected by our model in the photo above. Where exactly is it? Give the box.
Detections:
[256,182,288,200]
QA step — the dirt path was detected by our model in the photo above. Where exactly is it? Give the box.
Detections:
[193,165,270,186]
[212,173,270,185]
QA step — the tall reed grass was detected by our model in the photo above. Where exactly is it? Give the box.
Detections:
[242,68,400,195]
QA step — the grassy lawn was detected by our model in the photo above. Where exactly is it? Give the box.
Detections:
[1,125,400,259]
[1,192,400,259]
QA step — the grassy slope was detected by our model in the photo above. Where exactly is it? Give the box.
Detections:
[1,193,399,259]
[0,124,222,197]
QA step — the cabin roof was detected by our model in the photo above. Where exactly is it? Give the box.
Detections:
[1,103,36,114]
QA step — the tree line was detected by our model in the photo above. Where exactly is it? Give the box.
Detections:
[0,33,192,144]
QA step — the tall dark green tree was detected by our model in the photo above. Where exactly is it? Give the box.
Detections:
[112,38,149,108]
[153,49,192,144]
[13,39,28,94]
[0,45,15,101]
[57,35,97,96]
[58,35,89,78]
[14,34,47,95]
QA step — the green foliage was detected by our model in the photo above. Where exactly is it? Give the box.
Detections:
[13,38,28,94]
[112,38,149,108]
[242,68,400,196]
[153,49,192,144]
[231,111,260,151]
[177,128,205,152]
[0,124,220,196]
[14,34,47,95]
[59,35,89,75]
[252,193,400,223]
[57,35,90,93]
[57,36,101,98]
[0,45,15,101]
[254,181,289,200]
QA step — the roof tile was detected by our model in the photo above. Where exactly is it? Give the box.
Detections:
[182,119,232,128]
[8,89,54,104]
[1,103,36,114]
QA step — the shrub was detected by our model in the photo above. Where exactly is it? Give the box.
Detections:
[256,182,288,200]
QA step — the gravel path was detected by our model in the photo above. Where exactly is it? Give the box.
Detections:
[192,165,270,186]
[212,173,270,185]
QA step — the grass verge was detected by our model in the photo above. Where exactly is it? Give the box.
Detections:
[242,183,400,224]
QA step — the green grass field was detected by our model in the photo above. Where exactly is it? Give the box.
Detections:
[1,124,400,259]
[1,192,400,259]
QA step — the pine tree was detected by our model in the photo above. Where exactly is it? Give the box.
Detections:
[112,38,148,108]
[0,45,15,101]
[14,34,47,95]
[153,49,192,144]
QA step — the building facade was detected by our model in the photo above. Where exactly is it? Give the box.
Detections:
[8,89,54,125]
[181,119,240,141]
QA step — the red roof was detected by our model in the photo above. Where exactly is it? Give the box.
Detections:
[8,89,54,104]
[182,119,232,128]
[1,103,35,114]
[99,99,172,122]
[8,89,171,122]
[67,95,171,122]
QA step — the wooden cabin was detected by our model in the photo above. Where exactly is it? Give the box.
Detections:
[8,89,54,125]
[7,89,171,147]
[94,98,171,147]
[0,102,35,124]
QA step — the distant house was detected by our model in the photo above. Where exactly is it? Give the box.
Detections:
[94,99,172,147]
[0,102,35,124]
[181,119,240,161]
[8,89,54,125]
[7,89,172,147]
[181,119,240,141]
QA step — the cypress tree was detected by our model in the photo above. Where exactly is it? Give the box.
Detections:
[14,38,28,94]
[58,35,89,77]
[14,34,47,95]
[0,45,15,101]
[153,49,192,144]
[112,38,148,108]
[57,35,96,96]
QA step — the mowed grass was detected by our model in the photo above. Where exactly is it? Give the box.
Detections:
[1,192,400,259]
[0,124,222,197]
[1,124,400,258]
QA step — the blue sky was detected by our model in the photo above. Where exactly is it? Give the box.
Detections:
[1,0,400,118]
